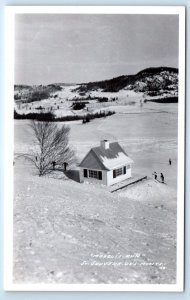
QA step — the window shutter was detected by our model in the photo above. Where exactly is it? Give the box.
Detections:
[113,170,116,178]
[123,166,126,174]
[98,171,102,180]
[83,169,88,178]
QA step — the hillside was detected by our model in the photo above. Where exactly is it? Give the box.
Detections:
[14,160,176,284]
[14,66,178,99]
[75,67,178,94]
[14,66,178,121]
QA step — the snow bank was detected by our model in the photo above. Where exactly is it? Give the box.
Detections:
[118,179,176,203]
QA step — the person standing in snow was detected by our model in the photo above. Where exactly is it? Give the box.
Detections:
[153,172,157,180]
[52,161,56,170]
[169,158,172,165]
[160,173,164,183]
[63,162,68,172]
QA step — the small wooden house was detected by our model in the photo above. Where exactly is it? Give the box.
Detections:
[79,140,133,186]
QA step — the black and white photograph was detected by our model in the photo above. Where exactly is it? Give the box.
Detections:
[4,6,185,291]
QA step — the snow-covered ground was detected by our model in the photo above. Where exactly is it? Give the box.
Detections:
[15,86,144,117]
[13,101,178,284]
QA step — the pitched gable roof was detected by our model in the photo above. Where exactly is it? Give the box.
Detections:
[79,149,108,170]
[79,142,133,170]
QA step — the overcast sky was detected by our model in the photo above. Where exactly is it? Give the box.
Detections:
[15,14,179,85]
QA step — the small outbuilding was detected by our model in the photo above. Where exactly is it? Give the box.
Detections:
[79,140,133,186]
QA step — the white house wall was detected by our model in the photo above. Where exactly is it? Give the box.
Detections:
[106,168,131,186]
[79,167,132,186]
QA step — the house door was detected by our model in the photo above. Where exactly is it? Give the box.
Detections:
[98,171,102,180]
[83,169,88,178]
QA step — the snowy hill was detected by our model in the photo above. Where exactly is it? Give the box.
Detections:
[14,103,178,284]
[14,161,176,284]
[75,67,178,94]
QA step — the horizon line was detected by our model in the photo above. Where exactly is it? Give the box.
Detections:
[14,65,178,87]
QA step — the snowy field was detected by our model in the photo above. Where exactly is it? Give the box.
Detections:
[13,102,178,284]
[15,86,144,117]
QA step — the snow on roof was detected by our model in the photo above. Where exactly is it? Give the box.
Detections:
[79,142,133,170]
[99,151,133,170]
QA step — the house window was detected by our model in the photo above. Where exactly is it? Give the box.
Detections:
[113,167,123,178]
[89,170,102,180]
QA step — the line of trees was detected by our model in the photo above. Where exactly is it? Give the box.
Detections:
[14,110,115,122]
[144,97,178,103]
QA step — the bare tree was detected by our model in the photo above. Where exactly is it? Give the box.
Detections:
[25,120,75,176]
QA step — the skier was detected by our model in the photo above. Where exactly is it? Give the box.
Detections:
[160,173,164,183]
[169,158,172,165]
[153,171,157,180]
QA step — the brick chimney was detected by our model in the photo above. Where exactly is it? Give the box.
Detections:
[100,140,110,150]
